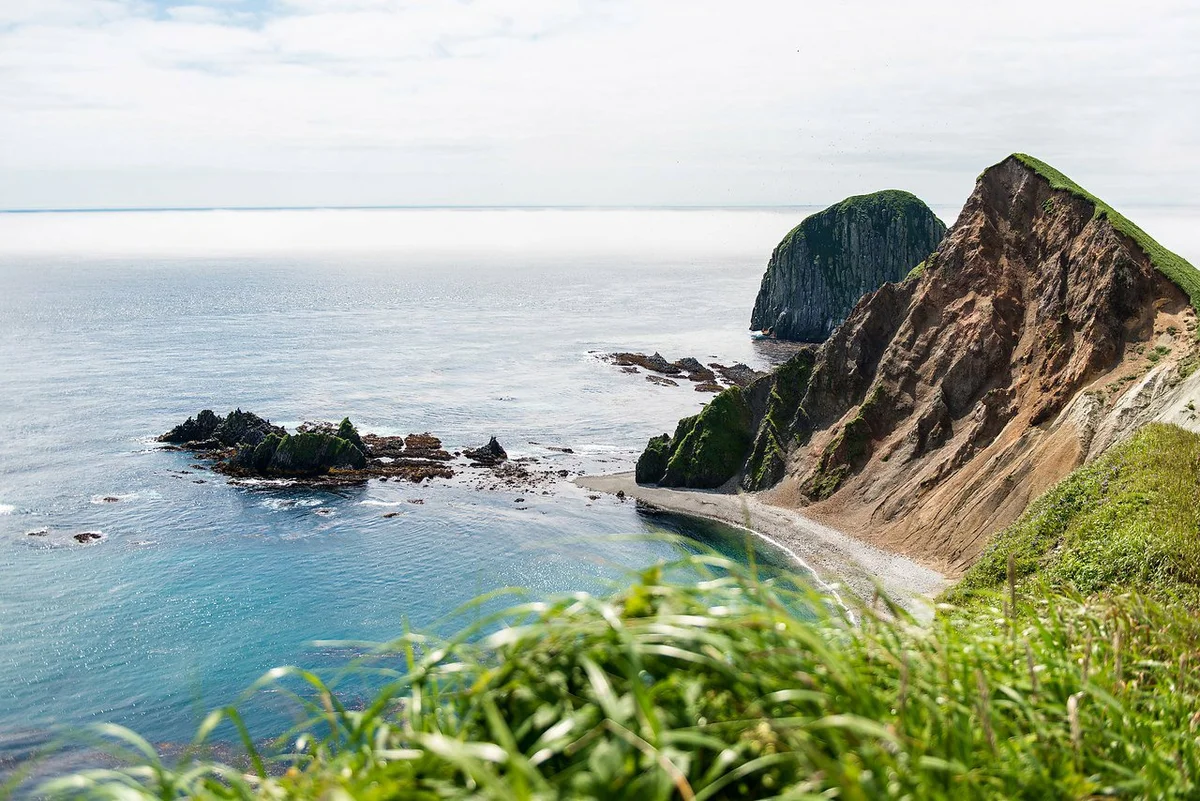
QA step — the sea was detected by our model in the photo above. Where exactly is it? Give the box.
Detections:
[1,204,1197,768]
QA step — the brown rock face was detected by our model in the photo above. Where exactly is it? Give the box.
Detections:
[735,156,1194,572]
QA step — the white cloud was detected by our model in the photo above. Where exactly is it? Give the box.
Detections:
[0,0,1197,208]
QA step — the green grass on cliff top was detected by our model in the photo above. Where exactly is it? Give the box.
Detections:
[1014,153,1200,313]
[778,189,941,252]
[948,422,1200,606]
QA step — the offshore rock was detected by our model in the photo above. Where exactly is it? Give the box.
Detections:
[212,409,286,448]
[229,432,367,477]
[159,409,221,444]
[159,409,285,449]
[465,436,508,466]
[749,190,945,342]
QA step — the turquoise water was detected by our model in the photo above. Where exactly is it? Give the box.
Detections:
[0,209,815,762]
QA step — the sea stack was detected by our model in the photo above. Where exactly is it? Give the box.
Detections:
[749,190,946,342]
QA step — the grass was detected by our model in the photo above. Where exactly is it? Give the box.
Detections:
[26,555,1200,800]
[947,423,1200,606]
[1013,153,1200,314]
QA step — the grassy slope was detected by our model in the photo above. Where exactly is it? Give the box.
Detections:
[36,560,1200,800]
[1013,153,1200,312]
[948,423,1200,605]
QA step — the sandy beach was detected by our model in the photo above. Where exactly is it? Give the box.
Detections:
[576,473,948,622]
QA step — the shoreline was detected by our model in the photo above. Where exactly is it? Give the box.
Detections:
[575,473,948,622]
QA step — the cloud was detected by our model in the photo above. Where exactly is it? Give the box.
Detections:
[0,0,1197,208]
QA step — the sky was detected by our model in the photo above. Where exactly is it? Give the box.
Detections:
[1,0,1198,210]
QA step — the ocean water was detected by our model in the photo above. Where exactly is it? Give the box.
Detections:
[2,205,1198,766]
[0,207,827,763]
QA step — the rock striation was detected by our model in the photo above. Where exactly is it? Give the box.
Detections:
[749,190,945,342]
[642,155,1200,573]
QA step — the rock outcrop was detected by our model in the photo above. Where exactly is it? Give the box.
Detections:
[643,155,1200,573]
[749,190,945,342]
[230,431,367,476]
[159,410,454,484]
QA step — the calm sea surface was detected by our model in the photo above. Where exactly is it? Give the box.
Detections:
[1,205,1197,762]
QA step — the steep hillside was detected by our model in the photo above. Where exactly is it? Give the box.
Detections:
[749,190,945,341]
[642,155,1200,573]
[948,423,1200,604]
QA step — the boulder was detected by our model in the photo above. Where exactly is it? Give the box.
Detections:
[465,436,508,466]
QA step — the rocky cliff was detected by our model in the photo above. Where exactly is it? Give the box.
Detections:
[642,154,1200,573]
[749,190,946,342]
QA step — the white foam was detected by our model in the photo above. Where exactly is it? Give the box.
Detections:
[0,504,14,515]
[360,499,405,507]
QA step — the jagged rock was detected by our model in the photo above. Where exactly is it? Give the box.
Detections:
[694,381,722,393]
[635,433,672,484]
[607,352,682,375]
[213,409,285,448]
[159,409,221,443]
[749,190,945,342]
[465,436,508,466]
[711,363,765,388]
[73,532,103,543]
[671,357,717,382]
[645,375,679,387]
[403,433,453,461]
[361,433,405,458]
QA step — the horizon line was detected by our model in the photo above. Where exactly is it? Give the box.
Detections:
[0,202,950,215]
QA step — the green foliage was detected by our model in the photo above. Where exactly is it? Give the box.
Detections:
[660,388,754,489]
[34,557,1200,800]
[1014,153,1200,313]
[634,433,672,484]
[949,423,1200,605]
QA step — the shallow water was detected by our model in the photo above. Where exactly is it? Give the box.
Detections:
[2,204,1197,762]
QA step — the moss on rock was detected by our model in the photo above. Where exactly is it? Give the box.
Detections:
[659,387,754,489]
[335,417,367,454]
[743,350,816,490]
[634,433,672,485]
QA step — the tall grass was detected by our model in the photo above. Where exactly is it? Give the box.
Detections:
[27,552,1200,800]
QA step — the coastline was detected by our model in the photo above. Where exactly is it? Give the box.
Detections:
[576,473,948,622]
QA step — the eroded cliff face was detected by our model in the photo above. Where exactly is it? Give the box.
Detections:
[643,155,1199,574]
[749,191,946,342]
